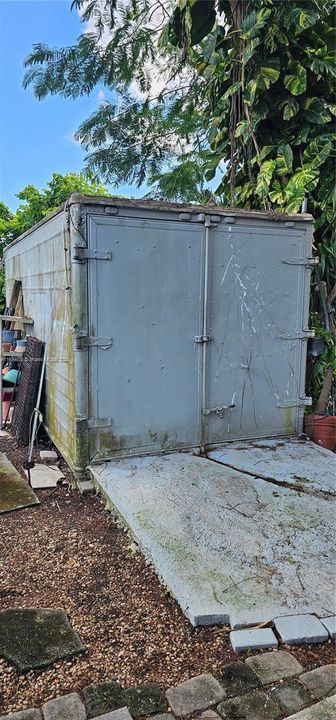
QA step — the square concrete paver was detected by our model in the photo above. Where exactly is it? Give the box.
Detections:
[25,464,64,489]
[245,651,303,684]
[124,683,167,716]
[82,681,125,718]
[217,689,281,720]
[282,694,336,719]
[321,617,336,640]
[165,674,226,716]
[91,709,133,720]
[230,628,277,652]
[89,448,335,628]
[0,608,85,672]
[214,662,260,697]
[43,693,86,720]
[274,615,329,645]
[269,681,312,715]
[299,665,336,699]
[0,711,41,720]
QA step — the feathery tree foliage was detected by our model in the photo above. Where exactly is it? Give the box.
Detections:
[22,0,336,408]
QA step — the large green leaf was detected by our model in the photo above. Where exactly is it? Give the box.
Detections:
[299,8,319,28]
[303,138,332,168]
[284,64,307,95]
[304,97,331,124]
[241,8,271,38]
[243,37,260,65]
[276,144,293,176]
[259,59,280,87]
[256,159,276,196]
[281,97,300,120]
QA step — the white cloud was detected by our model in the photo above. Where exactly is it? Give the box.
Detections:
[97,89,106,102]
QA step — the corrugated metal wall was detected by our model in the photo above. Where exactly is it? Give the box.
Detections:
[4,211,75,467]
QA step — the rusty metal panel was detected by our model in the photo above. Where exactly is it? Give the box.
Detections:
[4,211,75,468]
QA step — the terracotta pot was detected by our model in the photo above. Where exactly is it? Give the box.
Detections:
[304,413,336,451]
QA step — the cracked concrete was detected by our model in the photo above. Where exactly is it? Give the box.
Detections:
[89,443,335,628]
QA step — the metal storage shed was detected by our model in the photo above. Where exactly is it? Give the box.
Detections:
[4,194,315,479]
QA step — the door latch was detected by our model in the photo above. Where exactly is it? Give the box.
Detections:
[203,404,235,417]
[194,335,213,343]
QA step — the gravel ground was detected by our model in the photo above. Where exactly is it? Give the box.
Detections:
[0,434,335,715]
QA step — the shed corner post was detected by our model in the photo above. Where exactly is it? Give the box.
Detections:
[67,199,90,480]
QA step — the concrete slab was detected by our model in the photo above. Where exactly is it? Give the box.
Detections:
[207,438,335,496]
[274,615,329,645]
[25,464,64,489]
[230,628,278,652]
[89,451,336,627]
[0,608,85,671]
[0,453,39,513]
[39,450,58,462]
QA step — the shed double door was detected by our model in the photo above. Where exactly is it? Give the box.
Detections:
[88,212,309,459]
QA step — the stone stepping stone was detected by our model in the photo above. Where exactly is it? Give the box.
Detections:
[299,664,336,699]
[214,662,260,697]
[124,683,167,716]
[217,689,281,719]
[0,609,84,672]
[0,453,39,513]
[245,651,303,684]
[166,674,226,716]
[43,693,86,720]
[282,694,336,719]
[269,681,312,715]
[82,681,126,719]
[0,712,41,720]
[25,464,64,490]
[91,709,132,720]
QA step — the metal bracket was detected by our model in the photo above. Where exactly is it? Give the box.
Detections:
[74,334,112,350]
[277,397,312,408]
[279,330,315,340]
[72,247,112,261]
[194,334,213,343]
[203,404,235,416]
[75,416,112,432]
[282,256,318,267]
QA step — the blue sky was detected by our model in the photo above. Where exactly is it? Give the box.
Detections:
[0,0,141,211]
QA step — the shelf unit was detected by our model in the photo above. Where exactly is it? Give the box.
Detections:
[0,314,34,428]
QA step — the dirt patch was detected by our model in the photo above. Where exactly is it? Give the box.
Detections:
[0,435,335,715]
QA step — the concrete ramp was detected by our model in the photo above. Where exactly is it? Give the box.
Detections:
[88,445,335,628]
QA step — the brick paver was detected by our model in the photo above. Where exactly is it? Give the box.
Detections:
[245,651,304,684]
[165,674,226,716]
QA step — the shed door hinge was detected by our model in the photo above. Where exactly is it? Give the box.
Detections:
[72,247,112,261]
[75,416,112,432]
[277,396,312,408]
[194,334,213,343]
[282,256,318,267]
[74,334,112,350]
[203,404,235,416]
[279,330,315,340]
